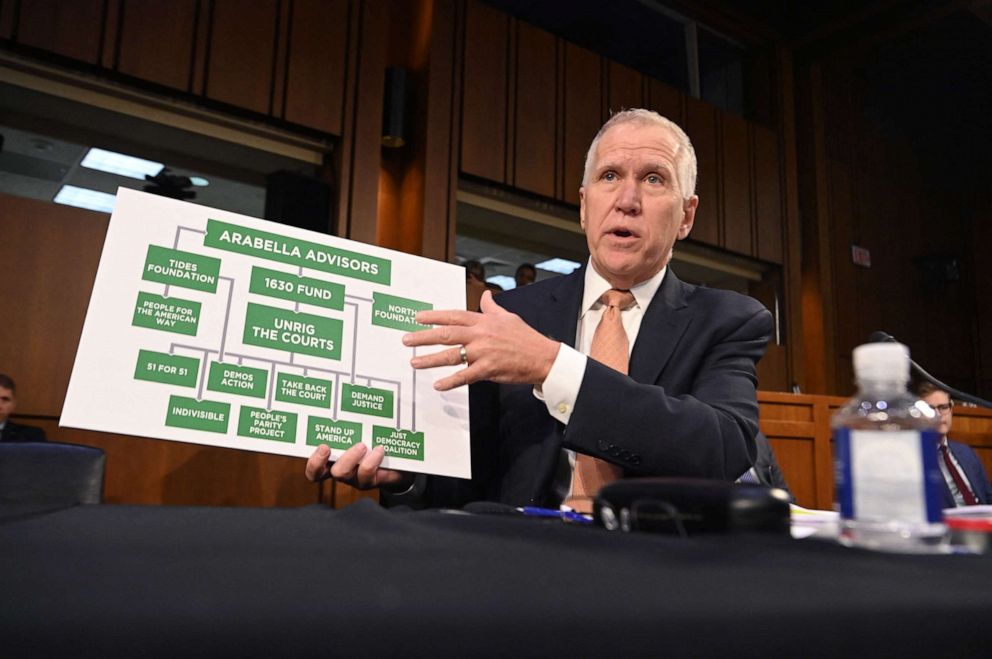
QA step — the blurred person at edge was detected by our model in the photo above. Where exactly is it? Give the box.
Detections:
[0,374,47,443]
[917,382,992,507]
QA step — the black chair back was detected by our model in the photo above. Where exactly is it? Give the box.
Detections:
[0,442,106,504]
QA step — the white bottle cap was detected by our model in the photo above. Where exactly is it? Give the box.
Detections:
[853,342,911,383]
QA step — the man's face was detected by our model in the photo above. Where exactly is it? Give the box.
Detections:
[579,121,698,290]
[922,390,953,436]
[0,386,15,424]
[515,267,535,287]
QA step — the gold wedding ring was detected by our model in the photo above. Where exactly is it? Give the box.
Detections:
[459,345,468,365]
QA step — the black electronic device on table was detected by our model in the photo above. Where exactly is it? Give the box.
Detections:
[594,477,791,535]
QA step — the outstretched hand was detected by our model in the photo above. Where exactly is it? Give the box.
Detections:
[305,443,414,491]
[402,291,560,391]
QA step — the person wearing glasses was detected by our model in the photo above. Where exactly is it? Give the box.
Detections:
[916,382,992,507]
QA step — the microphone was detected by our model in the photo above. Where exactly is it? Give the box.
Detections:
[868,331,896,344]
[869,331,992,409]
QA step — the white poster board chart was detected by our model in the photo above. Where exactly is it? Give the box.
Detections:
[62,188,470,479]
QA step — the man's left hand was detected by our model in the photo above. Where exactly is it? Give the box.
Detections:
[403,291,560,391]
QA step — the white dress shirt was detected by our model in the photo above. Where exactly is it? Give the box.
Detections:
[537,260,667,424]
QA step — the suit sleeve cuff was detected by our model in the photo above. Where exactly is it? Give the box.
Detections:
[533,344,587,425]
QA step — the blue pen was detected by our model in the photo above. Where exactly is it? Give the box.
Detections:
[519,506,593,524]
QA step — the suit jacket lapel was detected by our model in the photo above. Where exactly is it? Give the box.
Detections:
[538,267,584,347]
[629,269,692,384]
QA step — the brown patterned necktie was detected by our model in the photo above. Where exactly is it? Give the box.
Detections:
[565,289,635,513]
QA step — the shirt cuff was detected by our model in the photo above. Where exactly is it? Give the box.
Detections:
[534,344,587,425]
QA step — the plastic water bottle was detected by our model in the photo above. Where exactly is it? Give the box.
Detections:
[831,343,945,552]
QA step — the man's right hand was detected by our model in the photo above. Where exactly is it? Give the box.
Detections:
[305,443,414,491]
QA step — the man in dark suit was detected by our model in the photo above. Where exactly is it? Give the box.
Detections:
[917,382,992,507]
[0,374,47,443]
[738,432,792,498]
[306,109,773,510]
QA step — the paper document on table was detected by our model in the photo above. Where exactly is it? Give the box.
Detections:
[790,504,839,539]
[62,188,471,479]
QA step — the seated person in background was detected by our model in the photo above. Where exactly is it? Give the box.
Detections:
[736,431,792,499]
[463,259,487,312]
[307,109,773,512]
[0,374,47,443]
[916,382,992,507]
[514,263,537,288]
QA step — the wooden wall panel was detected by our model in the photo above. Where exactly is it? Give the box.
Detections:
[952,411,992,480]
[420,0,462,262]
[191,0,211,95]
[721,112,752,256]
[826,158,857,392]
[751,269,788,392]
[561,41,601,206]
[14,0,104,63]
[512,21,556,198]
[282,0,349,135]
[460,0,509,183]
[684,95,719,247]
[271,0,292,117]
[607,61,642,116]
[205,0,279,114]
[100,0,121,68]
[753,124,783,264]
[337,0,386,244]
[973,199,992,398]
[0,0,16,39]
[801,53,988,397]
[117,0,198,91]
[0,194,107,416]
[647,78,683,126]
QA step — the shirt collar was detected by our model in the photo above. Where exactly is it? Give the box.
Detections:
[581,259,667,316]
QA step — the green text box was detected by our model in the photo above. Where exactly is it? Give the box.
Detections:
[207,361,267,398]
[243,303,342,360]
[341,383,393,418]
[142,245,220,293]
[306,417,362,449]
[134,350,199,387]
[204,219,390,285]
[371,292,432,332]
[275,373,332,408]
[373,426,424,461]
[165,396,230,433]
[249,266,345,311]
[237,406,297,443]
[133,292,201,336]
